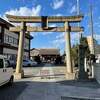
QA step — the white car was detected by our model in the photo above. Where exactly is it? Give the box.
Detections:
[0,55,14,86]
[23,60,37,67]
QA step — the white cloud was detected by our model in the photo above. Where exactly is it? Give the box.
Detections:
[95,34,100,41]
[51,32,65,48]
[49,24,57,27]
[71,33,79,44]
[94,22,100,29]
[51,32,80,48]
[51,38,65,48]
[70,5,76,14]
[56,32,64,39]
[3,5,42,36]
[30,32,39,37]
[54,13,63,16]
[41,32,53,35]
[5,5,42,16]
[51,0,64,10]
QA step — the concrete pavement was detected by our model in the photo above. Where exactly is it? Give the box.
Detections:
[0,64,100,100]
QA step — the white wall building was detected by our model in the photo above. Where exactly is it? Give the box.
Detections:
[0,17,33,60]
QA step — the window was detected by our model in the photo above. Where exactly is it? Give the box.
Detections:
[4,59,10,67]
[4,34,9,43]
[14,38,18,45]
[0,59,3,68]
[4,33,18,45]
[12,37,18,45]
[9,36,13,43]
[12,37,14,44]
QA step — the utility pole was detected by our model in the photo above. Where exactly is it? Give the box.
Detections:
[77,0,82,40]
[77,0,88,80]
[89,3,95,78]
[77,0,80,15]
[89,4,95,54]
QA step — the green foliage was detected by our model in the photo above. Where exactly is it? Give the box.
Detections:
[71,37,90,67]
[80,37,90,57]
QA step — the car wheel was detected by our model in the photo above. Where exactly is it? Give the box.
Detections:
[8,76,14,86]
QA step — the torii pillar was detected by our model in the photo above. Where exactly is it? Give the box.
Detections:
[64,22,75,79]
[14,22,26,79]
[65,22,73,73]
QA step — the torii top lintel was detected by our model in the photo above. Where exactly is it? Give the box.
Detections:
[6,14,83,23]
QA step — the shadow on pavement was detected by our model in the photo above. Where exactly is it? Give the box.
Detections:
[52,63,66,67]
[56,79,100,89]
[0,79,100,100]
[0,80,57,100]
[0,81,29,100]
[33,63,45,67]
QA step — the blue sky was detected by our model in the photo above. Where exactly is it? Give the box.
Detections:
[0,0,100,54]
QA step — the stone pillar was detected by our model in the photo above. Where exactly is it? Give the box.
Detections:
[65,22,73,73]
[78,45,88,80]
[14,22,26,79]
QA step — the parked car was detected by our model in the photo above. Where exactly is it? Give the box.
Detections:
[0,55,14,86]
[23,59,37,67]
[8,60,16,69]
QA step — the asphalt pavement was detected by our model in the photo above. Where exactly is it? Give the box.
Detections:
[0,64,100,100]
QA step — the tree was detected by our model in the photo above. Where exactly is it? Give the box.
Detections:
[80,37,90,58]
[71,44,78,67]
[71,37,90,67]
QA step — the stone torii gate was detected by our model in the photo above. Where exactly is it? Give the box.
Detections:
[6,15,83,79]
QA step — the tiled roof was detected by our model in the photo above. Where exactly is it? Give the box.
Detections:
[39,48,60,55]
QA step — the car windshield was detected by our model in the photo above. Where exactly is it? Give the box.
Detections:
[26,60,32,62]
[23,60,28,62]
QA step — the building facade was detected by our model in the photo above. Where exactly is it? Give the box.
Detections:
[30,48,60,62]
[87,36,97,54]
[87,36,100,63]
[0,18,33,60]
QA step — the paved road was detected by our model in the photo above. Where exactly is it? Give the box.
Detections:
[0,64,100,100]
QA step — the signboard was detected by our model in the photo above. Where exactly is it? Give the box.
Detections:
[40,69,50,79]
